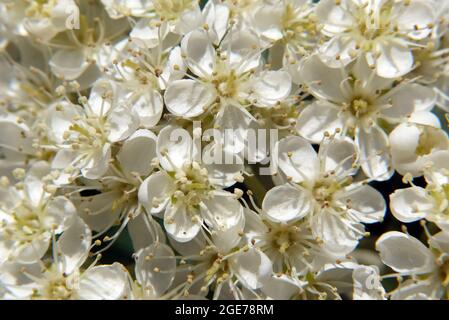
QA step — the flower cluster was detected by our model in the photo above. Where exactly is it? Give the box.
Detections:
[0,0,448,300]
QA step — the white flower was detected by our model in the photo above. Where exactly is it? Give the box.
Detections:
[376,231,449,300]
[260,262,385,300]
[0,216,129,300]
[138,126,244,242]
[316,0,436,78]
[389,120,449,177]
[243,207,345,275]
[0,162,76,264]
[73,128,158,242]
[48,79,139,180]
[130,242,177,299]
[164,25,291,161]
[47,2,129,82]
[165,223,273,299]
[390,150,449,229]
[297,54,436,180]
[266,135,385,254]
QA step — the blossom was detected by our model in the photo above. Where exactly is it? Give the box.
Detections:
[0,162,76,264]
[48,79,138,180]
[376,230,449,299]
[138,126,244,242]
[315,0,436,78]
[265,135,385,254]
[297,54,436,180]
[0,216,129,300]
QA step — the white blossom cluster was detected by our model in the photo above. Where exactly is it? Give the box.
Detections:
[0,0,448,300]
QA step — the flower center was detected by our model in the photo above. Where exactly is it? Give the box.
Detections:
[32,266,74,300]
[64,115,109,153]
[172,162,211,207]
[153,0,196,21]
[2,200,48,244]
[350,98,372,118]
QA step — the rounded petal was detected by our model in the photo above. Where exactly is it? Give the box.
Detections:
[230,248,272,290]
[262,184,312,222]
[117,129,157,176]
[275,135,319,183]
[164,79,215,118]
[49,49,90,80]
[376,231,435,275]
[355,125,393,181]
[389,187,433,223]
[56,216,92,275]
[251,70,291,106]
[200,191,244,231]
[156,125,193,171]
[375,40,413,78]
[296,102,345,144]
[181,29,215,77]
[130,91,163,128]
[300,54,348,103]
[45,196,77,233]
[107,106,138,142]
[78,263,128,300]
[164,203,201,243]
[135,243,176,296]
[338,185,386,224]
[138,171,175,216]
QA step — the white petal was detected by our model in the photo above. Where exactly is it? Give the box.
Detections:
[375,40,413,78]
[230,248,272,290]
[203,0,230,44]
[202,142,243,188]
[223,28,261,74]
[78,263,128,300]
[319,137,357,176]
[81,144,111,179]
[0,116,34,154]
[312,212,362,255]
[164,203,201,243]
[355,125,393,181]
[260,275,301,300]
[130,18,168,48]
[164,80,215,118]
[381,84,436,119]
[275,135,319,183]
[296,102,345,144]
[107,106,138,142]
[251,4,283,41]
[300,55,348,103]
[49,49,90,80]
[353,266,386,300]
[376,232,435,275]
[389,187,433,223]
[130,91,163,128]
[156,125,193,171]
[318,36,357,67]
[57,216,92,275]
[117,129,157,176]
[316,0,354,35]
[135,243,176,296]
[396,1,434,40]
[138,171,175,216]
[251,70,291,106]
[181,29,215,77]
[337,185,386,224]
[262,184,312,222]
[128,213,166,252]
[14,234,50,264]
[45,196,77,233]
[200,191,244,231]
